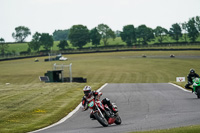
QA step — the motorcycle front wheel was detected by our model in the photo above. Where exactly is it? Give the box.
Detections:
[94,111,108,127]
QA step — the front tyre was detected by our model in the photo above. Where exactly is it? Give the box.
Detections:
[94,111,108,127]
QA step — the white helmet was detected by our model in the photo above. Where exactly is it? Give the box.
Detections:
[83,86,92,97]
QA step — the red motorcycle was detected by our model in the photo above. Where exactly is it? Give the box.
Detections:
[88,98,122,127]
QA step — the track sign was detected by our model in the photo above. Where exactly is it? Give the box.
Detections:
[39,76,49,82]
[176,77,185,82]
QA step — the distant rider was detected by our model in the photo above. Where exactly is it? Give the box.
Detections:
[185,69,199,92]
[81,86,117,119]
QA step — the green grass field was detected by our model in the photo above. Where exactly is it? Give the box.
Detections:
[6,36,200,54]
[130,125,200,133]
[0,51,200,133]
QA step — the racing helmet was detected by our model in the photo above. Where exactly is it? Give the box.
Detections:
[190,68,195,74]
[83,86,92,97]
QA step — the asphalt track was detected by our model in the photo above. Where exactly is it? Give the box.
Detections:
[33,83,200,133]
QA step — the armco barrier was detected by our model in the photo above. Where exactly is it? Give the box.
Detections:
[0,48,200,62]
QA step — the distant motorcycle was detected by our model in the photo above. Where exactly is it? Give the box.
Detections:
[193,77,200,98]
[87,98,122,127]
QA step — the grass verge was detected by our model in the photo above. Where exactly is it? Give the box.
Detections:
[130,125,200,133]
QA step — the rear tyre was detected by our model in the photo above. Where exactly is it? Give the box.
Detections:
[114,113,122,125]
[94,112,108,127]
[196,87,200,99]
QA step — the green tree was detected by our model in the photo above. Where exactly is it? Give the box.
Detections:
[28,32,41,52]
[136,25,154,45]
[53,29,69,41]
[186,17,199,42]
[0,38,4,43]
[68,25,90,48]
[186,18,199,42]
[169,23,182,42]
[97,24,116,45]
[57,40,69,50]
[108,29,116,41]
[120,25,136,46]
[90,27,101,47]
[194,16,200,32]
[181,22,188,42]
[40,33,54,51]
[0,38,8,55]
[12,26,31,42]
[154,26,168,43]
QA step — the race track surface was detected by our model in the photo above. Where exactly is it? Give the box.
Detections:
[35,83,200,133]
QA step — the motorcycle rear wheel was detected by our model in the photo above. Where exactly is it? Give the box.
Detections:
[196,87,200,99]
[114,113,122,125]
[94,112,109,127]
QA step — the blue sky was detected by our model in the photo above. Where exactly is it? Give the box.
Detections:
[1,0,200,42]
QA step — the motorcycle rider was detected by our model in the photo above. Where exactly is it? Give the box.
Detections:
[81,86,117,119]
[185,68,199,92]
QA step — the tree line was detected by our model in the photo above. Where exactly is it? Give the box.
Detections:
[0,16,200,55]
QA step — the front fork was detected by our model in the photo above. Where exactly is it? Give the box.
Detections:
[95,104,105,119]
[193,86,197,93]
[193,87,196,92]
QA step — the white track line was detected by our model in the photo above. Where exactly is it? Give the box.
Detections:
[168,82,191,93]
[29,83,108,133]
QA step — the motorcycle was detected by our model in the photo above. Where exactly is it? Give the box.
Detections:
[87,98,122,127]
[193,77,200,98]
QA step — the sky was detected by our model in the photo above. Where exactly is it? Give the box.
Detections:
[1,0,200,42]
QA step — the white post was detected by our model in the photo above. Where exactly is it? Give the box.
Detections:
[61,70,64,82]
[50,47,52,61]
[53,63,56,70]
[69,63,72,82]
[49,53,50,61]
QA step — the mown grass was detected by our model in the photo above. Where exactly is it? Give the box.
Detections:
[0,51,200,133]
[0,82,103,133]
[130,125,200,133]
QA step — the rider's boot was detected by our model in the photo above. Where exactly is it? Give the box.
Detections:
[108,104,118,114]
[186,86,194,93]
[102,98,118,114]
[189,87,194,93]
